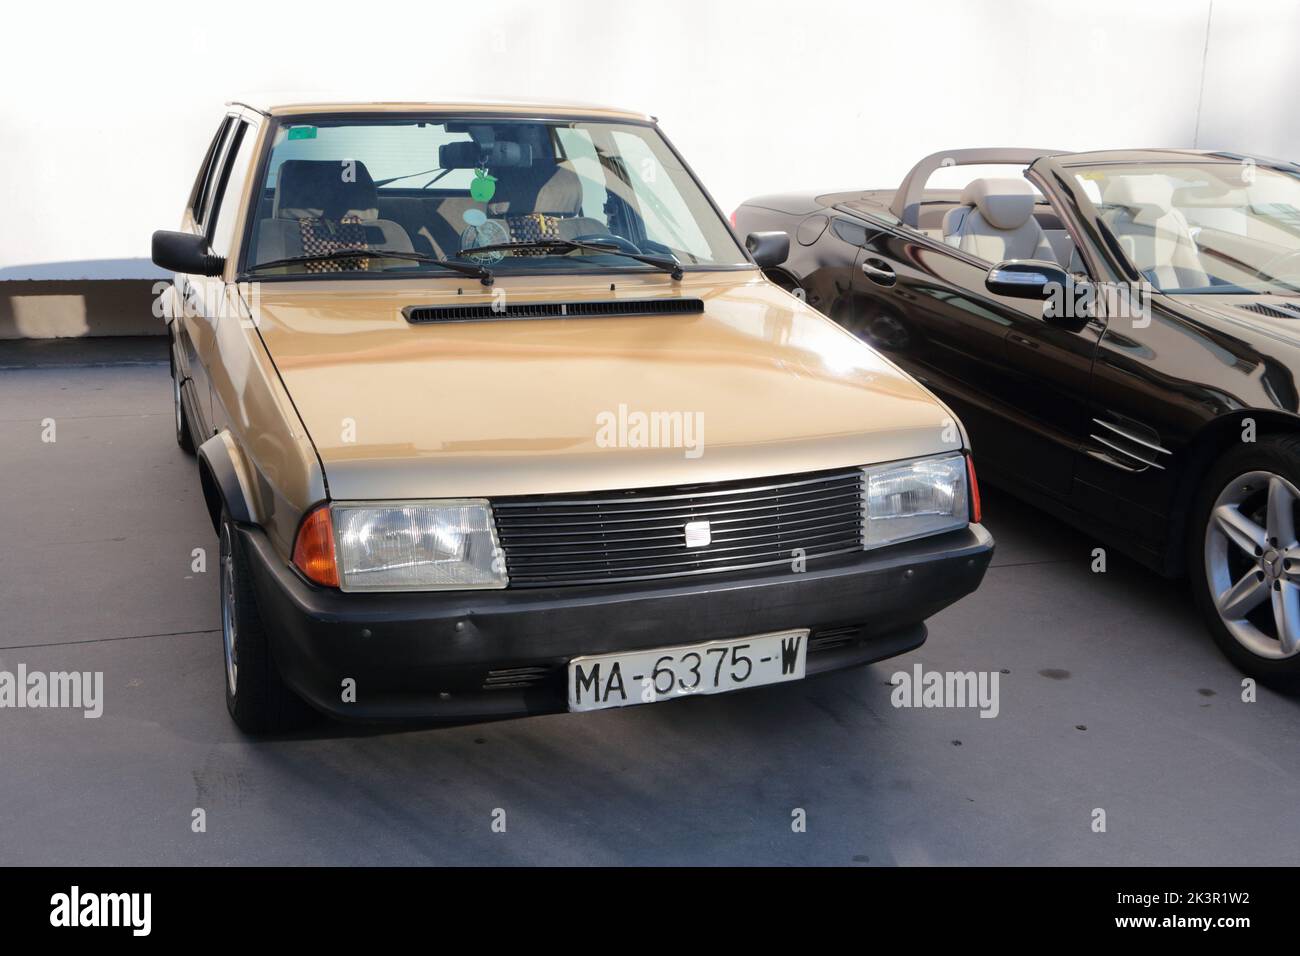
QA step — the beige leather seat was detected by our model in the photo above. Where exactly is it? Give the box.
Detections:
[1100,176,1209,288]
[254,160,414,267]
[942,177,1057,263]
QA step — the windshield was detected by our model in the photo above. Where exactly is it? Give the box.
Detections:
[1071,162,1300,294]
[242,115,747,277]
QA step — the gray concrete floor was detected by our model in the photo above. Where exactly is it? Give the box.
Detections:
[1,352,1298,866]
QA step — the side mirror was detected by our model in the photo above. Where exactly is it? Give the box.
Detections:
[746,231,790,268]
[152,230,224,277]
[986,259,1089,330]
[985,259,1068,299]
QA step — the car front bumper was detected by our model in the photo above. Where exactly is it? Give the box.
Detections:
[239,522,994,721]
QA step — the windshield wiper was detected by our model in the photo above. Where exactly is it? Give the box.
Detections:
[374,168,455,189]
[246,249,494,285]
[461,238,684,280]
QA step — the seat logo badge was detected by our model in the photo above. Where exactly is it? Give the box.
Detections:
[684,520,712,548]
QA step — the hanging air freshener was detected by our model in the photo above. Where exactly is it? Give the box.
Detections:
[469,167,497,203]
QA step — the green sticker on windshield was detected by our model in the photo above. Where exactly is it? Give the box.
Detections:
[469,168,497,203]
[287,125,318,141]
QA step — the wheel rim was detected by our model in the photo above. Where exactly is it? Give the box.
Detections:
[1205,469,1300,660]
[219,526,239,695]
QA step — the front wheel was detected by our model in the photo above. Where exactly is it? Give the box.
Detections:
[219,512,316,733]
[1190,436,1300,690]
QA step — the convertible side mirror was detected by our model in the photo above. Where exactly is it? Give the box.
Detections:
[986,259,1089,331]
[152,230,224,277]
[746,231,790,268]
[986,259,1068,299]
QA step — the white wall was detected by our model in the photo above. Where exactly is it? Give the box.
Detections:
[0,0,1283,280]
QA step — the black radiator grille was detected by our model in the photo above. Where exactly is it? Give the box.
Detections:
[494,468,865,588]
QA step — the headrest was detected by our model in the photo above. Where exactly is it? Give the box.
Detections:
[489,164,584,217]
[439,140,533,169]
[960,177,1036,230]
[274,160,379,220]
[1102,175,1174,214]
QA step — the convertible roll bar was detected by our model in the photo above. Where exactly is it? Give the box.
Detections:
[890,148,1064,228]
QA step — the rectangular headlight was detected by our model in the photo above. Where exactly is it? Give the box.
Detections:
[332,500,508,592]
[862,453,969,549]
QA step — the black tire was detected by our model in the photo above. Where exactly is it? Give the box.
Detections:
[1189,434,1300,691]
[170,330,196,455]
[219,512,317,733]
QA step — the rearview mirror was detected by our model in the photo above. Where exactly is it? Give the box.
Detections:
[746,231,790,268]
[985,259,1069,299]
[152,230,224,277]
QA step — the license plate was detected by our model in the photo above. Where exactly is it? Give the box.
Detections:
[567,629,809,713]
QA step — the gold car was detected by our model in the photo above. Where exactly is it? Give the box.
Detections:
[152,100,993,733]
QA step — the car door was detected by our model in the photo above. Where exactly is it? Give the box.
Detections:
[1032,155,1208,563]
[188,116,262,434]
[202,116,260,436]
[175,114,237,436]
[846,204,1102,500]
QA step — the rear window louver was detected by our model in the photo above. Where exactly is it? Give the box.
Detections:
[402,298,705,324]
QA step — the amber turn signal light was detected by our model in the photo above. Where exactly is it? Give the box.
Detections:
[967,455,982,525]
[293,504,340,587]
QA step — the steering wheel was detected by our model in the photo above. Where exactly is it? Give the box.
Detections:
[572,233,642,254]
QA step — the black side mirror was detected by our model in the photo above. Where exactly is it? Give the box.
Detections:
[746,231,790,268]
[985,259,1068,299]
[987,259,1091,330]
[152,230,224,277]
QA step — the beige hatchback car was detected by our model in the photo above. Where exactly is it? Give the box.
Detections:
[152,99,993,733]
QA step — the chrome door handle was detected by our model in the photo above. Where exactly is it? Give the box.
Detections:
[862,259,897,287]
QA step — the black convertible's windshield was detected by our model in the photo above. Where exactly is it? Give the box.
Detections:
[242,116,747,277]
[1072,162,1300,295]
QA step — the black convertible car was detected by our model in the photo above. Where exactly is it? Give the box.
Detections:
[735,147,1300,686]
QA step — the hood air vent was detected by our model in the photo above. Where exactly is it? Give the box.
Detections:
[403,298,705,324]
[1241,301,1300,319]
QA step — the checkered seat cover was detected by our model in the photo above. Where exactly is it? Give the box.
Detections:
[297,215,370,273]
[253,160,414,270]
[503,213,561,254]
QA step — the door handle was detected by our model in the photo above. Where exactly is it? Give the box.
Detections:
[1007,332,1040,350]
[861,258,897,287]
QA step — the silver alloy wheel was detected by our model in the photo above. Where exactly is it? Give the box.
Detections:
[219,526,239,695]
[1205,469,1300,659]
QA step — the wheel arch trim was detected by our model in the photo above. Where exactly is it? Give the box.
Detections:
[1166,408,1300,573]
[198,431,259,531]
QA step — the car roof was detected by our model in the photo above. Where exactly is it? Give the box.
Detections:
[227,97,653,122]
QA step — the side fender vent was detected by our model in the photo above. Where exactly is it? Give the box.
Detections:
[1087,416,1171,472]
[403,298,705,324]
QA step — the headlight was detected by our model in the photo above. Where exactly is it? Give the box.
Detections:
[862,453,969,549]
[332,500,508,591]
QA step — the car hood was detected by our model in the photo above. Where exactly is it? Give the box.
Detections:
[250,271,962,499]
[1176,294,1300,346]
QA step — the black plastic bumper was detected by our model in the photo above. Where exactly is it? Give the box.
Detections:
[240,523,994,721]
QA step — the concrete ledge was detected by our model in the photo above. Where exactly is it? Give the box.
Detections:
[0,336,168,369]
[0,279,166,339]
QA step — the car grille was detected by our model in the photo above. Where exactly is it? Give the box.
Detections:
[808,624,864,652]
[481,666,555,691]
[493,468,865,588]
